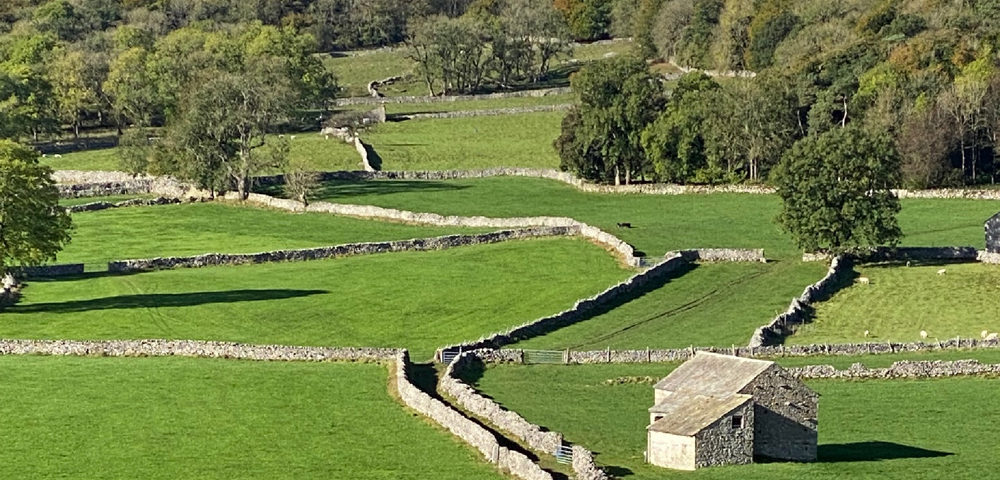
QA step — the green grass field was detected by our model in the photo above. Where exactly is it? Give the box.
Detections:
[513,261,827,351]
[792,262,1000,345]
[306,177,1000,260]
[365,113,562,170]
[58,202,489,268]
[9,238,629,360]
[472,362,1000,480]
[0,356,503,479]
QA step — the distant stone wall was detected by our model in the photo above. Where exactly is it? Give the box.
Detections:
[67,197,181,213]
[979,251,1000,264]
[54,170,211,200]
[791,359,1000,379]
[857,246,980,262]
[14,264,85,278]
[394,104,573,121]
[442,351,609,480]
[393,351,554,480]
[333,87,573,107]
[478,337,1000,365]
[0,339,399,361]
[678,249,767,263]
[108,227,574,273]
[748,256,852,347]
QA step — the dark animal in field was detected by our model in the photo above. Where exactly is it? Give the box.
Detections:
[617,222,632,228]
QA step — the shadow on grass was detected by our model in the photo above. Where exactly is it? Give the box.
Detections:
[818,442,953,462]
[9,289,328,314]
[314,180,469,199]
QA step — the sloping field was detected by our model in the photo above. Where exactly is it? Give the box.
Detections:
[8,238,629,360]
[793,262,1000,345]
[0,356,503,479]
[58,203,489,269]
[473,362,1000,480]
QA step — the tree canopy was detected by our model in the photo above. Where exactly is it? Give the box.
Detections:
[0,139,72,276]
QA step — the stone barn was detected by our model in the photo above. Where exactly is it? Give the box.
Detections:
[986,212,1000,253]
[646,352,818,470]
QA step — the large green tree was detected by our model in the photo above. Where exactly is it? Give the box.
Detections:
[0,140,72,277]
[557,56,665,185]
[773,125,901,254]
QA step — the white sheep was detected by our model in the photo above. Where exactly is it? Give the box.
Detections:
[289,135,296,140]
[982,330,989,339]
[920,330,928,340]
[53,154,62,158]
[863,330,870,338]
[937,268,946,275]
[857,277,870,285]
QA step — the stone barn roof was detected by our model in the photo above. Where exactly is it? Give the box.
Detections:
[648,393,752,436]
[653,352,774,395]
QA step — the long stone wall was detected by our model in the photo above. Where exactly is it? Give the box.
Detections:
[394,104,573,121]
[393,351,554,480]
[333,87,573,107]
[479,337,1000,365]
[748,256,852,347]
[107,227,575,273]
[0,339,400,361]
[442,351,610,480]
[14,264,85,278]
[67,197,181,213]
[790,359,1000,379]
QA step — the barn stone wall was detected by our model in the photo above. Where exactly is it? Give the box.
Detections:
[693,401,754,468]
[740,366,817,462]
[647,431,696,471]
[987,214,1000,253]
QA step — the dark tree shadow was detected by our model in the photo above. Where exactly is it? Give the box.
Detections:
[603,466,634,477]
[863,259,974,269]
[818,442,953,462]
[312,180,469,199]
[10,289,328,314]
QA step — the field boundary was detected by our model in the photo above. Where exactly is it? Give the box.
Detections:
[392,104,573,120]
[393,351,556,480]
[107,227,577,273]
[469,337,1000,365]
[436,249,768,359]
[791,359,1000,379]
[67,197,180,213]
[0,339,400,361]
[441,350,610,480]
[333,87,573,106]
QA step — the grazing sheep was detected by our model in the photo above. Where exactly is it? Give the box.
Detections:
[863,330,870,338]
[937,268,946,275]
[42,153,48,158]
[289,135,296,140]
[920,330,928,340]
[906,261,912,267]
[987,333,999,341]
[983,330,990,339]
[53,154,62,158]
[857,277,870,285]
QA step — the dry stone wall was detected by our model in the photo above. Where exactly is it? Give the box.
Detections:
[393,351,554,480]
[107,227,574,273]
[14,264,85,278]
[394,104,573,121]
[481,337,1000,365]
[748,256,852,347]
[790,359,1000,379]
[0,339,400,361]
[67,197,181,213]
[442,351,610,480]
[333,87,573,107]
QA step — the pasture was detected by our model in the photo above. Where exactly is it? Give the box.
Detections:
[8,238,629,360]
[794,262,1000,345]
[58,202,489,269]
[307,176,1000,260]
[0,356,503,480]
[471,362,1000,480]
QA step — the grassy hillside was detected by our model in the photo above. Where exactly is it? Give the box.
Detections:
[8,238,629,360]
[0,356,503,480]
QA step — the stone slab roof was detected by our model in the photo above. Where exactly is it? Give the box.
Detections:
[653,351,774,395]
[648,392,752,436]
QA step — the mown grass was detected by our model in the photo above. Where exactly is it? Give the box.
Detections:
[792,262,1000,345]
[0,356,504,480]
[365,112,562,170]
[58,202,490,269]
[308,177,1000,260]
[513,261,827,351]
[473,362,1000,480]
[9,238,630,360]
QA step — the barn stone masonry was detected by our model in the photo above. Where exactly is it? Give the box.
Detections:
[648,353,817,470]
[987,212,1000,253]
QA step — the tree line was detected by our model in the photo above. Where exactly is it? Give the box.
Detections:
[606,0,1000,188]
